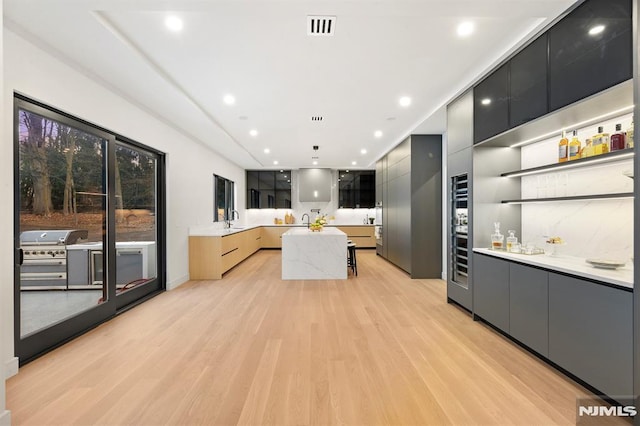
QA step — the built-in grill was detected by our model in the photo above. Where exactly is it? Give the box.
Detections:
[20,230,88,289]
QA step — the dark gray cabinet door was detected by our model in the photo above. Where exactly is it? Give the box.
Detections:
[548,0,632,111]
[548,273,632,398]
[510,34,548,127]
[473,254,509,332]
[509,263,548,356]
[473,65,509,144]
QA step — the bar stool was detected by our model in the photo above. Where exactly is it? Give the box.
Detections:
[347,242,357,276]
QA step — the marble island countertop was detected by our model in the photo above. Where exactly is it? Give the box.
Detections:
[473,248,633,289]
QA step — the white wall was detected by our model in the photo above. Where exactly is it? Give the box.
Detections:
[1,27,245,374]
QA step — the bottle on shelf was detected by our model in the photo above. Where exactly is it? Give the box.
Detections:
[591,126,610,156]
[558,130,568,163]
[568,130,581,160]
[506,230,518,252]
[627,120,634,148]
[581,138,594,158]
[491,222,504,250]
[609,123,626,152]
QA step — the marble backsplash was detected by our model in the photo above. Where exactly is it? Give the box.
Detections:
[519,112,634,261]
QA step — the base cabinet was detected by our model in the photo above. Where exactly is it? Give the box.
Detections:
[473,254,509,333]
[473,252,632,400]
[548,273,632,398]
[509,263,548,356]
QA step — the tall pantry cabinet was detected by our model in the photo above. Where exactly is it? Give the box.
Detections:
[376,135,442,278]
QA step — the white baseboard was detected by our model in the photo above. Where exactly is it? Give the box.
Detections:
[5,357,18,379]
[441,272,447,281]
[167,274,189,290]
[0,410,10,426]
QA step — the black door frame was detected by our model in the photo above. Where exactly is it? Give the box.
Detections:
[13,94,166,363]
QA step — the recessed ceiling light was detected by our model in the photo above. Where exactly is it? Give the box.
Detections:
[457,21,475,37]
[312,161,318,165]
[223,94,236,105]
[374,130,383,138]
[399,96,411,107]
[239,115,248,120]
[351,161,357,166]
[386,117,396,121]
[481,98,492,105]
[360,149,367,154]
[589,25,605,36]
[264,148,270,154]
[249,129,258,137]
[273,160,279,165]
[165,15,184,32]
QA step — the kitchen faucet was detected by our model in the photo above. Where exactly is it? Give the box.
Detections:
[225,209,240,229]
[301,213,310,228]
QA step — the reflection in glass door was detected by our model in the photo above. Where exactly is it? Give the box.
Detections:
[114,143,159,306]
[15,102,113,361]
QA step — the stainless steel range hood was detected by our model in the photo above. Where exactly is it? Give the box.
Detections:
[298,168,332,202]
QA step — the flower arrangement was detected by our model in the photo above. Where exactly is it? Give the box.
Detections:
[310,214,327,231]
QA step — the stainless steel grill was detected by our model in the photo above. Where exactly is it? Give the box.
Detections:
[20,230,88,289]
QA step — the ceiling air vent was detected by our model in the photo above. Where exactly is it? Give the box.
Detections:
[307,16,336,36]
[311,116,323,121]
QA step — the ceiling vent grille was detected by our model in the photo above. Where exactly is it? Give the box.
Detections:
[307,16,336,36]
[311,116,323,121]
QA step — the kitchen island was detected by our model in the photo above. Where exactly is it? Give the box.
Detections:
[282,227,347,280]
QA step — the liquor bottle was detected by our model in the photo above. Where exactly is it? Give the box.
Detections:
[609,124,626,152]
[558,130,568,163]
[506,230,518,252]
[581,138,594,158]
[592,126,610,156]
[627,120,634,148]
[491,222,504,250]
[568,130,581,160]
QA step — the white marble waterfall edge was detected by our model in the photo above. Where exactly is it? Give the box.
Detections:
[282,227,348,280]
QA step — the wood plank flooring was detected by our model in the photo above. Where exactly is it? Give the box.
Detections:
[7,250,610,425]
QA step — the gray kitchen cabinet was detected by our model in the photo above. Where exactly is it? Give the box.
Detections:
[548,273,632,398]
[446,90,474,311]
[473,254,509,333]
[509,263,548,356]
[379,135,442,278]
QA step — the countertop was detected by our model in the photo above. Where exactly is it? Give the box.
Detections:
[283,227,346,237]
[189,223,374,237]
[473,248,633,289]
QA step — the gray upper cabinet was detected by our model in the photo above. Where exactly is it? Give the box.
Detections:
[510,34,548,127]
[246,170,291,209]
[298,168,332,202]
[549,0,632,111]
[473,65,510,144]
[471,0,632,142]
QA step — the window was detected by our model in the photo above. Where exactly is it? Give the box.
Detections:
[214,174,235,221]
[338,170,375,208]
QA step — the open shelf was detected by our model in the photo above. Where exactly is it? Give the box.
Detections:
[501,148,634,178]
[502,192,633,204]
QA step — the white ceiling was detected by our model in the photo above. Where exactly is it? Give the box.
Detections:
[4,0,576,170]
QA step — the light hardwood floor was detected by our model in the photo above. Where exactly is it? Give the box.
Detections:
[7,250,611,425]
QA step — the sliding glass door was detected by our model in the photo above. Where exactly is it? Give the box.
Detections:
[14,97,164,362]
